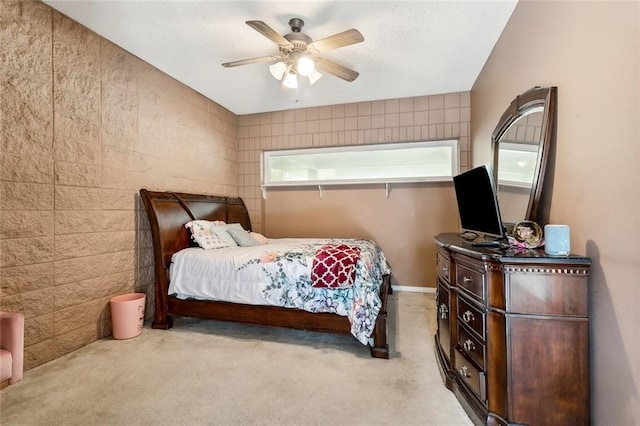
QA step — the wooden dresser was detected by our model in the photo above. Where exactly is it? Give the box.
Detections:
[434,233,591,425]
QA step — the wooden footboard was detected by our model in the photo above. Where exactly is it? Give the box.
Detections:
[153,274,390,359]
[140,189,390,359]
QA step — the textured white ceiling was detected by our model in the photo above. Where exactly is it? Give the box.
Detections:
[44,1,517,115]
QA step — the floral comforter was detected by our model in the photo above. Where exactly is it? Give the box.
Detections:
[169,238,391,345]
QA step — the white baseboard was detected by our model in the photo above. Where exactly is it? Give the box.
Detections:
[391,285,436,294]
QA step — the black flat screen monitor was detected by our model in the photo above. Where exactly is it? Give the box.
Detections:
[453,165,506,240]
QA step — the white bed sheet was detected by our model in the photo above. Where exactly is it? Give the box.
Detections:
[169,238,319,305]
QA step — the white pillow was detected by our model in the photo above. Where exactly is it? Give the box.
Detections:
[184,220,230,250]
[208,223,241,247]
[185,220,226,229]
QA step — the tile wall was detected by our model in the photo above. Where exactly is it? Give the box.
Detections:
[238,93,471,233]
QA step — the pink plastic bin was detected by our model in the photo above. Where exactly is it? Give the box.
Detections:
[110,293,146,339]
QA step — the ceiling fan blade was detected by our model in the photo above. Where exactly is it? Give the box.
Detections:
[307,29,364,53]
[314,57,359,82]
[246,20,293,49]
[222,55,283,68]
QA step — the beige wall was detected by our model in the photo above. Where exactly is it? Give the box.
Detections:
[0,2,238,369]
[472,1,640,423]
[238,94,470,287]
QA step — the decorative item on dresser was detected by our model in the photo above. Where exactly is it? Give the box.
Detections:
[434,233,591,425]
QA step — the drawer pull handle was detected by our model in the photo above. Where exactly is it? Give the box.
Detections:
[439,303,448,319]
[463,339,475,353]
[462,310,475,323]
[442,267,449,273]
[459,365,471,378]
[463,276,473,283]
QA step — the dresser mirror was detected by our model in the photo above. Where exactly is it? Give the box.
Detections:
[492,86,557,226]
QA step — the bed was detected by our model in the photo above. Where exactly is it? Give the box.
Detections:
[139,189,392,358]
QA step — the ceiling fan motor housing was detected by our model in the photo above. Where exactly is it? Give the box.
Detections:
[282,21,311,55]
[288,18,305,32]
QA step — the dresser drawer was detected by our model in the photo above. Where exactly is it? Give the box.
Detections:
[455,260,485,301]
[454,347,486,403]
[458,324,485,369]
[457,296,485,339]
[506,271,589,316]
[436,249,451,282]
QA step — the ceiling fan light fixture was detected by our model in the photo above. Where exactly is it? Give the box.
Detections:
[269,61,287,80]
[307,69,323,85]
[282,70,298,89]
[297,56,315,76]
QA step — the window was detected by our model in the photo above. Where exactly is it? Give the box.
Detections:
[262,140,459,188]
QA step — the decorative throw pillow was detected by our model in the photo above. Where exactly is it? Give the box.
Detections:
[209,223,244,247]
[187,219,226,227]
[311,244,361,289]
[227,228,260,247]
[184,221,230,250]
[249,232,268,245]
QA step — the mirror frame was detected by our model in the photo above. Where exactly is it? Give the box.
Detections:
[492,86,557,225]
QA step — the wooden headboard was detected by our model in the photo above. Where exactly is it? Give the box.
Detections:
[139,189,252,270]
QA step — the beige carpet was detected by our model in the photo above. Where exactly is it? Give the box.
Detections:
[0,292,472,425]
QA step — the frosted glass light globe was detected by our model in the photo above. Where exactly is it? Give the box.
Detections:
[297,57,315,76]
[282,71,298,89]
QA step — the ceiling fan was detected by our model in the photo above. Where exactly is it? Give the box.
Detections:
[222,18,364,88]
